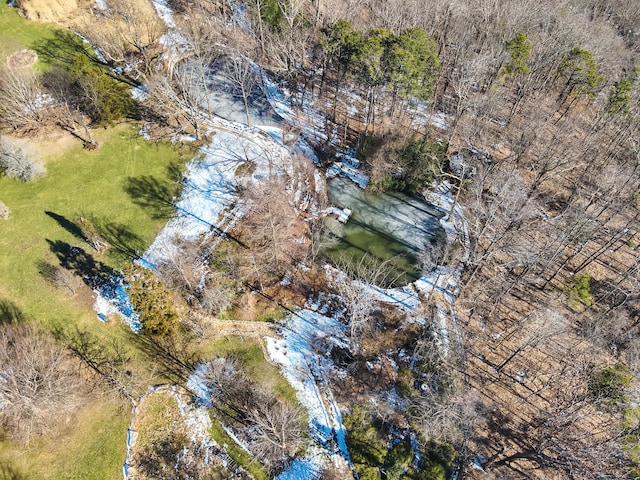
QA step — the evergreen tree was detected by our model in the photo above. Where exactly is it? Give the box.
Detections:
[504,32,531,77]
[556,47,605,104]
[382,27,440,102]
[69,54,137,125]
[321,19,363,73]
[124,263,179,336]
[606,78,633,115]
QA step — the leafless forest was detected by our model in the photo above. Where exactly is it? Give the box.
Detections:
[2,0,640,478]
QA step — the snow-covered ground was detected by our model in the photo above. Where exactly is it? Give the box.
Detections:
[266,303,353,476]
[150,0,175,28]
[93,0,108,11]
[94,116,296,324]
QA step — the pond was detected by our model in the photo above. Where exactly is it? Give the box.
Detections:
[323,176,447,286]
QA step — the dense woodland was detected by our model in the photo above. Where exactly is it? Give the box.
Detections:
[1,0,640,479]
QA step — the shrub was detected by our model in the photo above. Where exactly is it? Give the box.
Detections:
[570,273,592,307]
[68,54,138,125]
[384,440,414,479]
[0,140,45,181]
[344,404,386,477]
[589,363,633,407]
[409,441,457,480]
[124,263,180,336]
[255,306,286,323]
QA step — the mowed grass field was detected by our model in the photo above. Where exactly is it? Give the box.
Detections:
[0,3,57,57]
[0,125,188,327]
[0,5,193,478]
[0,125,190,478]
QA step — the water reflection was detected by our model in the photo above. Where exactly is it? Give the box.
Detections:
[324,176,446,286]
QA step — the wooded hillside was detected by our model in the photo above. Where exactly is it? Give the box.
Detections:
[1,0,639,479]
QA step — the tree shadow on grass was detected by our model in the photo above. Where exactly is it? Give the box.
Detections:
[32,30,139,87]
[47,211,147,263]
[129,332,199,385]
[32,30,97,70]
[46,240,115,290]
[0,299,25,325]
[123,174,182,221]
[44,211,85,242]
[93,219,146,262]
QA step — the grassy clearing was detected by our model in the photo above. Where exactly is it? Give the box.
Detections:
[0,125,191,478]
[0,398,129,480]
[0,125,191,328]
[0,3,58,61]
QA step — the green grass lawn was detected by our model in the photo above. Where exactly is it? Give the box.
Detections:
[0,3,58,61]
[0,125,190,328]
[0,398,130,480]
[0,124,191,479]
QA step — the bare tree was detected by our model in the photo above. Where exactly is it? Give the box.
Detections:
[494,305,566,373]
[144,56,213,138]
[77,0,166,77]
[0,324,86,443]
[37,260,77,294]
[42,68,98,148]
[64,327,152,404]
[199,273,235,316]
[155,238,204,299]
[201,357,247,400]
[246,399,304,473]
[225,54,258,127]
[462,164,539,292]
[332,256,396,353]
[235,176,310,288]
[77,216,109,253]
[0,64,51,133]
[411,387,478,445]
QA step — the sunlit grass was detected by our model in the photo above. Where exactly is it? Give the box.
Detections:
[0,398,130,480]
[0,3,58,61]
[0,124,190,328]
[0,124,191,478]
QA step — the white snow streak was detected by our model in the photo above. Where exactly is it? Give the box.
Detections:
[150,0,175,28]
[266,309,352,473]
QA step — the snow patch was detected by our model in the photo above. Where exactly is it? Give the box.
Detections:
[130,85,149,102]
[186,363,213,407]
[150,0,175,28]
[93,277,142,333]
[326,162,369,188]
[275,454,323,480]
[266,309,351,468]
